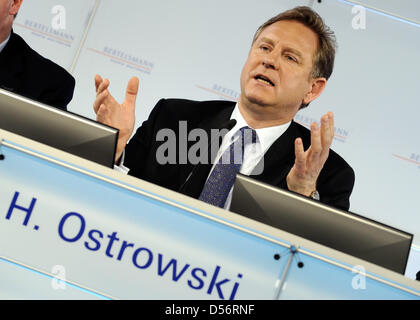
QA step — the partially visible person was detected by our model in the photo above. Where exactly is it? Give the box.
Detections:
[0,0,75,110]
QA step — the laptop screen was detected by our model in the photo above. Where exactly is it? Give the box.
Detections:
[0,89,118,168]
[230,174,413,274]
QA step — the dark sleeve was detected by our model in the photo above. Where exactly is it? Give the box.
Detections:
[278,163,355,211]
[123,98,166,177]
[38,72,75,111]
[317,162,355,211]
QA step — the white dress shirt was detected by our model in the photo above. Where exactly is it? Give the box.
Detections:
[116,102,292,210]
[208,103,291,209]
[0,34,11,54]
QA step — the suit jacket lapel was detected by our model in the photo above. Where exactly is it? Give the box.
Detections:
[251,121,305,187]
[0,31,24,92]
[179,109,308,197]
[178,103,235,198]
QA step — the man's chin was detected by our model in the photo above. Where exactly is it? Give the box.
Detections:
[245,96,272,108]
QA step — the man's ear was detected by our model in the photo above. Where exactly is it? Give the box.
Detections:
[302,77,327,105]
[10,0,23,16]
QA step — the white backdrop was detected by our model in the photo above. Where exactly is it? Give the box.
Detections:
[14,0,97,69]
[12,0,420,279]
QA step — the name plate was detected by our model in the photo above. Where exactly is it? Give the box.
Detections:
[0,139,289,299]
[0,132,418,299]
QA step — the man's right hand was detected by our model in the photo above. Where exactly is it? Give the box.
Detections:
[93,75,139,163]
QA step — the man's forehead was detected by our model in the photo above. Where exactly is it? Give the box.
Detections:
[255,20,319,56]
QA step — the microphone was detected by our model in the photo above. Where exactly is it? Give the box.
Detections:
[179,119,237,193]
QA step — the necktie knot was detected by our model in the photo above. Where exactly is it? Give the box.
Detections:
[227,126,257,165]
[234,126,257,146]
[198,125,258,208]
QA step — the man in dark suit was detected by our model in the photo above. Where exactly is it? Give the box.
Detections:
[0,0,75,110]
[93,7,355,211]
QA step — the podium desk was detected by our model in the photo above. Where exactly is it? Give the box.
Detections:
[0,129,419,299]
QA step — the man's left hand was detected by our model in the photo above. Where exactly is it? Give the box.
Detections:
[286,112,334,197]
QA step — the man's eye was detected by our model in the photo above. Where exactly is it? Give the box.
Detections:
[286,55,297,62]
[260,46,269,51]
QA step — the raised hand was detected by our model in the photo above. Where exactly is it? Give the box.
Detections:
[286,112,334,197]
[93,74,139,163]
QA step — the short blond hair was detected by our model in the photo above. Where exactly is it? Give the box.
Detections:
[253,6,337,81]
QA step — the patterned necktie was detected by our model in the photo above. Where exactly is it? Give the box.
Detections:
[198,126,257,208]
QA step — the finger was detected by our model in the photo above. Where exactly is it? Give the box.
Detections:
[124,76,139,109]
[293,137,306,172]
[310,121,322,158]
[93,90,109,114]
[94,74,103,92]
[320,114,333,149]
[96,78,110,97]
[328,111,334,138]
[97,103,110,124]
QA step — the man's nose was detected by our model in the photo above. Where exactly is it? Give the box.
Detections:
[262,55,278,70]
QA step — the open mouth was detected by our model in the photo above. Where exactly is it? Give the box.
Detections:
[255,74,275,86]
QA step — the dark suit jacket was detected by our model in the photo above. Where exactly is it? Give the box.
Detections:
[124,99,355,211]
[0,31,75,110]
